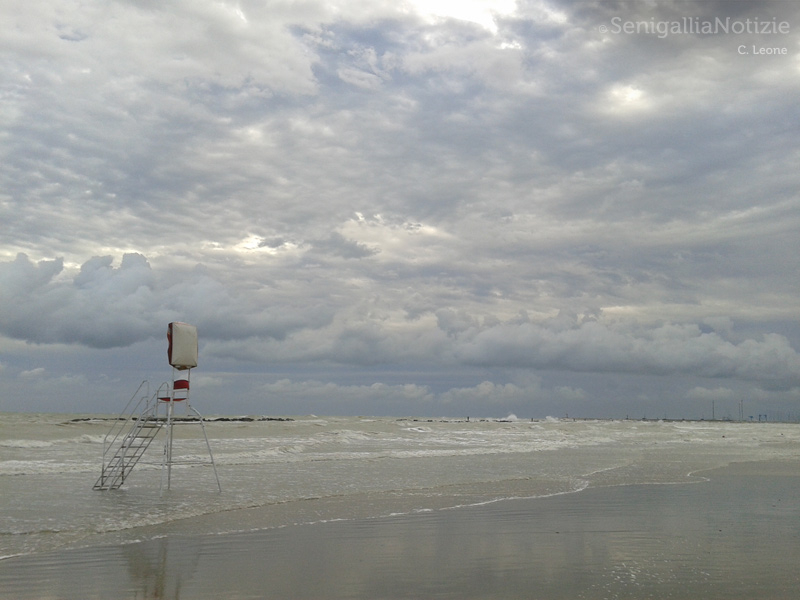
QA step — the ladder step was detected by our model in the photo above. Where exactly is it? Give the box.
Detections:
[95,395,218,492]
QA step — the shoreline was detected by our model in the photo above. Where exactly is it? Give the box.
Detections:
[1,459,798,599]
[32,453,744,559]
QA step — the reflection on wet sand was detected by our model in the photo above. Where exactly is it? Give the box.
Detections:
[121,536,203,599]
[2,461,798,599]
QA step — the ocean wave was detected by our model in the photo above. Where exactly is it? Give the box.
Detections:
[0,434,105,449]
[0,440,54,449]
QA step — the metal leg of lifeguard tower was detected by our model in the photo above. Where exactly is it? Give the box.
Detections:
[159,368,221,494]
[94,322,220,493]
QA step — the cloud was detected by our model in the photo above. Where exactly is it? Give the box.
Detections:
[257,379,435,415]
[2,248,799,394]
[2,1,799,416]
[686,386,734,401]
[454,318,800,389]
[20,367,46,379]
[309,232,378,259]
[0,253,332,349]
[440,381,532,405]
[555,386,587,401]
[255,377,548,417]
[263,379,433,401]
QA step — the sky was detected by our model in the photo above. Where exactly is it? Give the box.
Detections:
[2,0,799,419]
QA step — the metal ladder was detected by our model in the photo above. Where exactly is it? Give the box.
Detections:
[94,382,164,491]
[94,379,221,493]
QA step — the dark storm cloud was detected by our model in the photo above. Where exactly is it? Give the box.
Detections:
[0,253,332,348]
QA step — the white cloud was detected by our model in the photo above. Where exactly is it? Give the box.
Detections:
[20,367,46,379]
[555,386,587,401]
[405,0,518,33]
[440,381,531,404]
[686,386,734,401]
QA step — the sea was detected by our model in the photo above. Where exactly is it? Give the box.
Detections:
[1,412,799,599]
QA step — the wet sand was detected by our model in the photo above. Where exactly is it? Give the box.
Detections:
[1,460,798,599]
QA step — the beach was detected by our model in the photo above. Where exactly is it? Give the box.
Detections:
[1,415,799,598]
[2,461,799,599]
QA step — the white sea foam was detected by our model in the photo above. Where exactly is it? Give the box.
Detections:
[0,439,54,448]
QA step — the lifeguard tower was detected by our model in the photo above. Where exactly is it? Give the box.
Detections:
[93,322,221,493]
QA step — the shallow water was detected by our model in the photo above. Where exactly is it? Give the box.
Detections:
[2,413,799,563]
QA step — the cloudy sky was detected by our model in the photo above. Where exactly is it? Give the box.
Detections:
[2,0,799,419]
